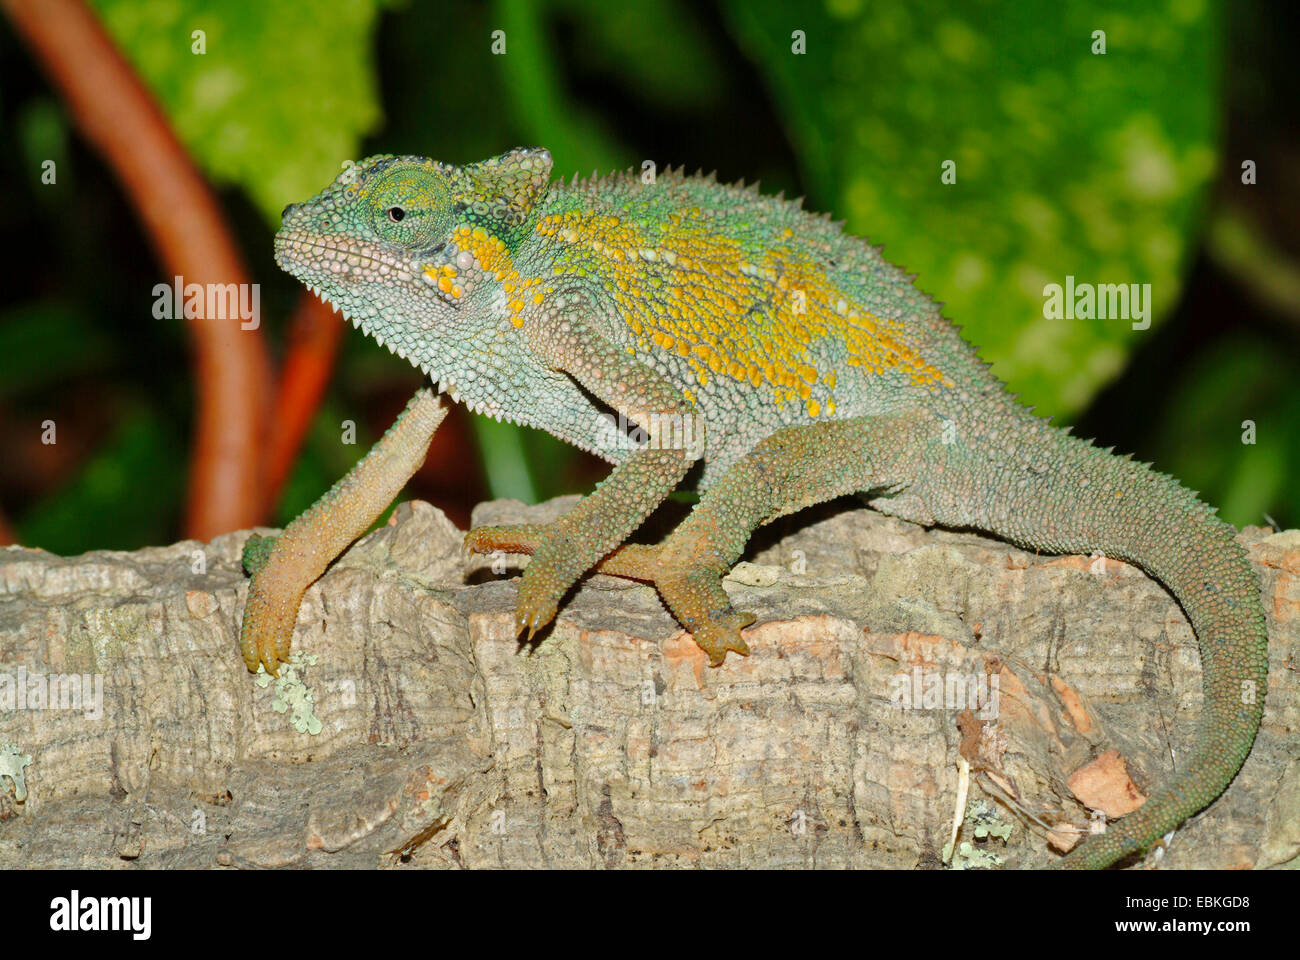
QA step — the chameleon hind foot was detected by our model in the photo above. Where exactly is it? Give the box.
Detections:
[665,596,754,666]
[597,543,754,665]
[463,523,549,558]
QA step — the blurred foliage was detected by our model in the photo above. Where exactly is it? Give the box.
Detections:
[1,0,1296,554]
[1157,338,1295,524]
[18,406,183,550]
[90,0,397,224]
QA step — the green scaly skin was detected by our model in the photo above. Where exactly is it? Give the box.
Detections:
[246,147,1268,868]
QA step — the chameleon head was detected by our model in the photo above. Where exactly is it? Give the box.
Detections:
[274,148,554,393]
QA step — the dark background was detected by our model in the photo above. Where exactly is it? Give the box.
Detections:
[1,0,1296,552]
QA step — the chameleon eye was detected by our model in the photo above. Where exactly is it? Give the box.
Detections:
[368,164,450,247]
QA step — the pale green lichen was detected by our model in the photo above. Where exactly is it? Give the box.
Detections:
[946,800,1012,869]
[254,652,323,735]
[0,743,33,802]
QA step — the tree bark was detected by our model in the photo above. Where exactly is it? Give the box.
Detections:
[0,498,1296,868]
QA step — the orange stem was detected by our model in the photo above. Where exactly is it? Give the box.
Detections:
[3,0,273,538]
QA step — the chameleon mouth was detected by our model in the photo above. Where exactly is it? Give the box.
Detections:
[273,231,534,435]
[273,229,415,286]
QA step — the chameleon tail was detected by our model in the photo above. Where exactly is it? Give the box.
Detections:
[944,420,1268,867]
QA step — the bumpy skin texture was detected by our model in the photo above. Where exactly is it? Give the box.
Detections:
[241,387,446,673]
[256,147,1268,869]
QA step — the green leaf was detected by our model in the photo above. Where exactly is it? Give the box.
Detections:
[90,0,397,223]
[553,0,725,109]
[1148,336,1297,529]
[473,415,538,503]
[722,0,1220,418]
[492,0,625,175]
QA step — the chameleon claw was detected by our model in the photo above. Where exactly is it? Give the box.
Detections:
[514,613,544,644]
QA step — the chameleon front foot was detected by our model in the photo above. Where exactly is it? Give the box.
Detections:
[240,533,298,675]
[240,388,447,675]
[466,522,573,638]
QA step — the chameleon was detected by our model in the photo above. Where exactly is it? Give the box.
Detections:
[241,146,1267,869]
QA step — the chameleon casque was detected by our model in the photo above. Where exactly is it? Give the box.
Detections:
[241,147,1267,869]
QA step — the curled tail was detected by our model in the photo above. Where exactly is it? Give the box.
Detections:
[922,415,1268,866]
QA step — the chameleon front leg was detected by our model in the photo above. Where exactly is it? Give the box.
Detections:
[241,387,447,674]
[478,411,935,664]
[466,318,698,638]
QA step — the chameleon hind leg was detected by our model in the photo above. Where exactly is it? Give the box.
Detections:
[472,411,934,665]
[609,411,934,663]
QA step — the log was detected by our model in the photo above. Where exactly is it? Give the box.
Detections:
[0,497,1296,868]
